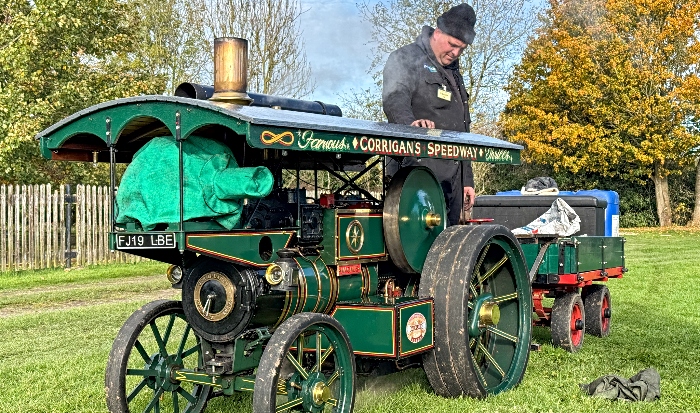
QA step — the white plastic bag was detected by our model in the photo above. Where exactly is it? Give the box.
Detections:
[511,198,581,236]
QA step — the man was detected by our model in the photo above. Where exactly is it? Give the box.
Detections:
[383,3,476,226]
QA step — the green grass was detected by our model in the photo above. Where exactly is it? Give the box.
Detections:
[1,230,699,412]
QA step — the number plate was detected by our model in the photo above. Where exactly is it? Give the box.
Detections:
[116,233,176,249]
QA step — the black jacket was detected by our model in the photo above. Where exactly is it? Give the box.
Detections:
[383,26,474,225]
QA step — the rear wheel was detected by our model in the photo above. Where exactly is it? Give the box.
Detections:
[420,225,532,398]
[551,293,585,352]
[253,313,355,412]
[582,285,611,337]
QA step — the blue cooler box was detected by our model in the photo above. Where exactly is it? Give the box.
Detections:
[494,189,620,236]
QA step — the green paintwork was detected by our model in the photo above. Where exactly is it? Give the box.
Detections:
[575,236,604,272]
[39,100,247,160]
[233,375,256,393]
[603,236,625,269]
[320,209,386,264]
[332,301,397,357]
[247,124,521,165]
[337,214,385,260]
[332,296,434,358]
[522,237,626,275]
[185,232,293,267]
[394,167,446,273]
[397,299,434,357]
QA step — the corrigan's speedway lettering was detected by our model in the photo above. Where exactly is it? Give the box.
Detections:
[358,136,478,160]
[297,130,351,151]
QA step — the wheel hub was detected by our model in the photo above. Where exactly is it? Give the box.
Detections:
[469,293,500,337]
[479,301,501,326]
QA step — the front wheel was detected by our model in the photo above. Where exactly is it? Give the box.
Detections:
[105,300,210,413]
[253,313,355,413]
[420,225,532,398]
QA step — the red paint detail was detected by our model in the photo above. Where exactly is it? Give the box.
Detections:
[570,300,583,347]
[465,218,494,225]
[337,264,361,276]
[320,194,335,208]
[601,294,611,332]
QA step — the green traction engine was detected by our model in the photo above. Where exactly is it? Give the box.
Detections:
[37,38,532,412]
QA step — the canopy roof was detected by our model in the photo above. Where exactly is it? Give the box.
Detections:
[37,95,522,165]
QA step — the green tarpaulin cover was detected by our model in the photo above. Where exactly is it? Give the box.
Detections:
[116,135,273,230]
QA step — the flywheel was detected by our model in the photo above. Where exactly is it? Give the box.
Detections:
[383,166,446,273]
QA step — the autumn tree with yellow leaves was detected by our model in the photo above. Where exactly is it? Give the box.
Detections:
[502,0,700,226]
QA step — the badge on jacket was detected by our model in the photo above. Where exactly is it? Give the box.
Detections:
[437,85,451,101]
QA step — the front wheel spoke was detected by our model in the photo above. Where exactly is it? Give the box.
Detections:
[172,390,180,413]
[315,343,335,372]
[150,321,168,357]
[469,338,476,349]
[176,386,197,404]
[134,340,151,364]
[144,388,164,413]
[162,314,176,344]
[478,255,508,284]
[177,325,192,356]
[126,378,149,402]
[315,332,322,372]
[487,326,518,343]
[493,292,518,304]
[127,368,157,378]
[326,370,340,386]
[276,397,303,412]
[181,344,199,359]
[477,342,506,378]
[286,353,309,380]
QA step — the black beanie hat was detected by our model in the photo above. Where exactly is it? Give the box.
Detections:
[436,3,476,45]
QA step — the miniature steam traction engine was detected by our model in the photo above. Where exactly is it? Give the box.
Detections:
[36,38,622,413]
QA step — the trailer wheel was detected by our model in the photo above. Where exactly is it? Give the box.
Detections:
[253,313,355,413]
[582,285,611,337]
[420,225,532,398]
[551,293,585,352]
[105,300,210,413]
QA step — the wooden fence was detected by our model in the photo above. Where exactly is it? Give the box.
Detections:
[0,184,146,272]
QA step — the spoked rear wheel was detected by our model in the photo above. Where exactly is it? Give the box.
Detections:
[420,225,532,398]
[253,313,355,413]
[106,300,210,413]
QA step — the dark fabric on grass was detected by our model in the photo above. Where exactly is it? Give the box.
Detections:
[580,368,660,401]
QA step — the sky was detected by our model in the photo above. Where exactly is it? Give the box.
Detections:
[298,0,379,106]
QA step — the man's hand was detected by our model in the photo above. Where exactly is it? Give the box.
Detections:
[411,119,435,128]
[463,186,475,210]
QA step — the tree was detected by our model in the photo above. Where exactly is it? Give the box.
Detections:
[130,0,211,94]
[195,0,315,98]
[502,0,700,226]
[0,0,165,184]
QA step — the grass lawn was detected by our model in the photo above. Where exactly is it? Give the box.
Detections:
[0,229,699,412]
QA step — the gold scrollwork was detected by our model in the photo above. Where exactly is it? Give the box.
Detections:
[261,130,294,146]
